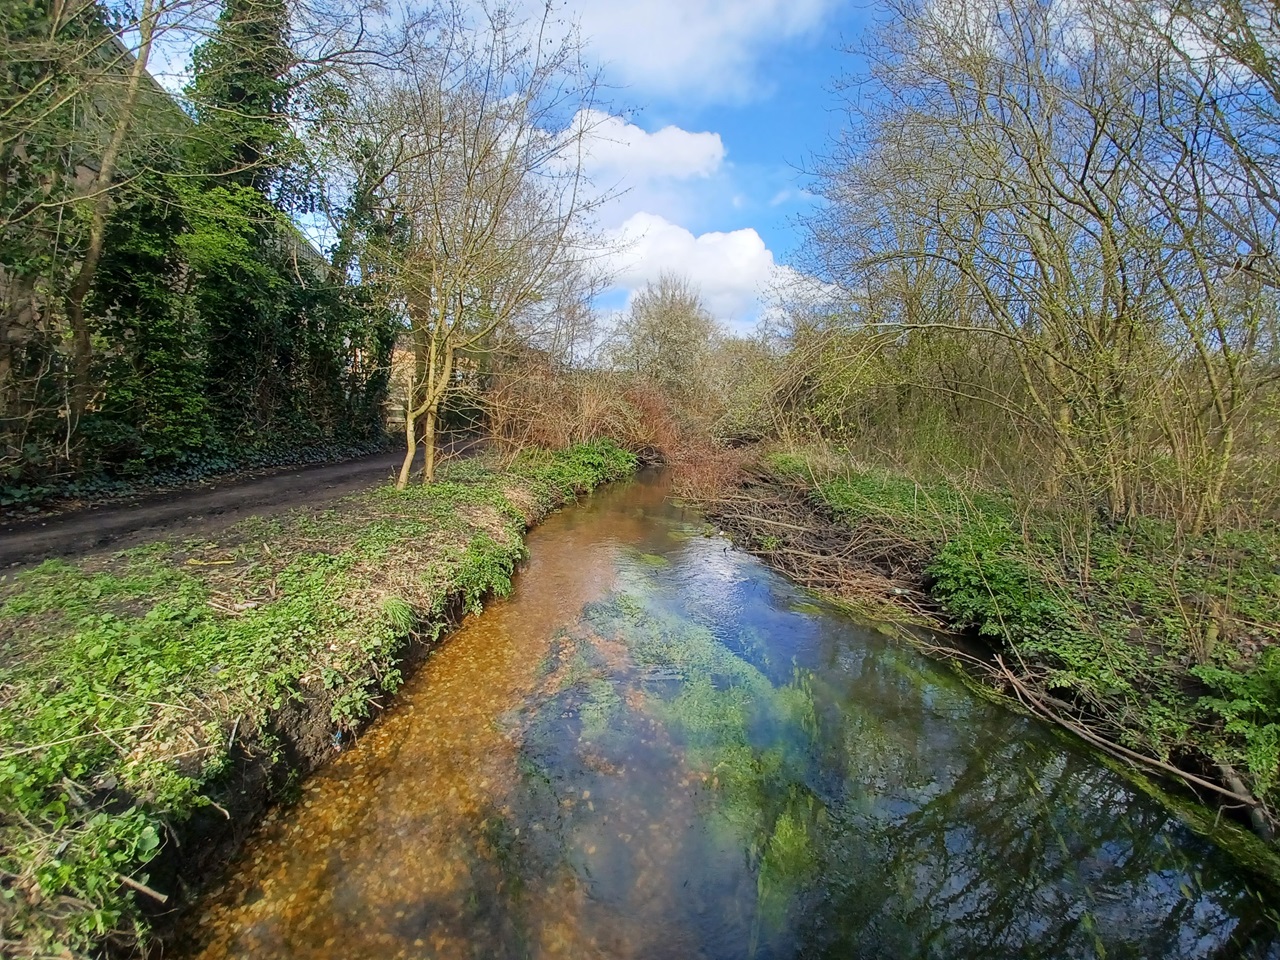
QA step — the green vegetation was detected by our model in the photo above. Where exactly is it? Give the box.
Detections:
[754,447,1280,838]
[0,440,635,957]
[1,1,398,506]
[576,592,825,934]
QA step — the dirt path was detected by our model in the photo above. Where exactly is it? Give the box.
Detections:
[0,451,410,569]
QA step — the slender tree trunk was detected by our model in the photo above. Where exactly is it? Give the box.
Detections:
[64,0,158,434]
[397,403,417,489]
[421,405,437,483]
[418,343,453,485]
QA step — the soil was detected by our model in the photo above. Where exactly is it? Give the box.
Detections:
[0,451,412,570]
[706,475,939,623]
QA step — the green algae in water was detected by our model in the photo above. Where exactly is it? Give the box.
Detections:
[787,601,826,617]
[575,588,830,938]
[578,677,623,741]
[585,593,766,689]
[505,584,838,944]
[756,792,820,931]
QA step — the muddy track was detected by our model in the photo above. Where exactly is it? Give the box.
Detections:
[0,451,410,569]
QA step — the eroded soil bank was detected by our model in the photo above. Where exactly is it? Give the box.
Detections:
[0,442,636,958]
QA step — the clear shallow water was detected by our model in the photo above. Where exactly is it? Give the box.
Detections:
[179,472,1280,960]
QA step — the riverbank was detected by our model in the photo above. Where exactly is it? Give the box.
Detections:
[706,446,1280,860]
[172,466,1279,959]
[0,441,637,958]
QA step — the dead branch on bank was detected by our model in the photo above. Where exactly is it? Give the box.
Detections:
[700,476,938,623]
[994,654,1278,839]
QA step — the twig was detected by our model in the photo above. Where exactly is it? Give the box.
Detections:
[718,512,817,532]
[994,656,1268,811]
[117,873,168,904]
[1,724,152,758]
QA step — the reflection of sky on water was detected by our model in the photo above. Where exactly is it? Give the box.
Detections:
[612,494,1279,959]
[180,472,1280,960]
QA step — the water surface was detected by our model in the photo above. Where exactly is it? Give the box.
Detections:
[180,472,1279,959]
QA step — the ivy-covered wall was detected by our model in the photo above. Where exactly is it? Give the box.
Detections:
[0,0,396,505]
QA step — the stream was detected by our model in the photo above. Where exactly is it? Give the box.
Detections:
[178,471,1279,959]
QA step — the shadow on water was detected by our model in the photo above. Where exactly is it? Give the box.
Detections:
[178,471,1280,960]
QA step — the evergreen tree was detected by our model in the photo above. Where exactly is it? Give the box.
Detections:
[186,0,293,195]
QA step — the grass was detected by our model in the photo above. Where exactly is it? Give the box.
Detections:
[0,440,636,958]
[756,446,1280,844]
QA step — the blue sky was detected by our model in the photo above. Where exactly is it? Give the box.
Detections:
[150,0,877,329]
[561,0,877,329]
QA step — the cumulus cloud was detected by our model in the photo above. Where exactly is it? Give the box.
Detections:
[604,212,783,327]
[576,110,725,182]
[559,0,835,102]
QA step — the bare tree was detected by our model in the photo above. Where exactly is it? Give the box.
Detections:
[319,2,609,486]
[799,0,1280,530]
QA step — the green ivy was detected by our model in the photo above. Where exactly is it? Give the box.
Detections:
[0,1,397,506]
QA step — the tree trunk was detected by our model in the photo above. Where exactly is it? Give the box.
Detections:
[64,0,158,435]
[420,405,437,483]
[396,403,417,489]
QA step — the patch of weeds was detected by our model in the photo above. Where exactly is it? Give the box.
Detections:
[928,526,1078,648]
[1194,649,1280,799]
[508,440,638,513]
[763,450,814,480]
[451,534,524,614]
[382,597,415,634]
[817,468,1010,545]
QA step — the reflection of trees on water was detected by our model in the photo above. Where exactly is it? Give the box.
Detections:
[792,643,1280,959]
[431,581,1278,960]
[525,585,1280,960]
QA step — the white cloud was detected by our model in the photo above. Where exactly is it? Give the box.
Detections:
[604,212,783,327]
[576,110,725,182]
[562,0,835,102]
